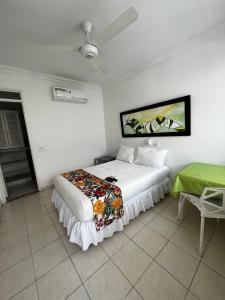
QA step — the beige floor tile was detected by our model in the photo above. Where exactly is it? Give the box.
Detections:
[44,202,57,214]
[85,260,131,300]
[32,239,68,278]
[39,188,53,199]
[29,225,59,253]
[125,288,142,300]
[156,242,199,288]
[71,245,108,281]
[1,205,24,222]
[185,291,198,300]
[49,211,59,223]
[135,261,187,300]
[100,232,129,256]
[0,225,27,251]
[0,215,25,235]
[211,226,225,250]
[123,219,144,238]
[27,215,53,236]
[25,204,48,223]
[67,285,90,300]
[148,214,178,239]
[54,221,67,237]
[137,209,158,224]
[203,242,225,277]
[11,283,38,300]
[61,235,80,255]
[190,263,225,300]
[152,196,172,213]
[133,226,167,258]
[0,238,30,272]
[171,227,205,260]
[160,201,182,224]
[40,195,52,205]
[37,258,81,300]
[0,256,35,300]
[182,213,216,241]
[112,240,152,285]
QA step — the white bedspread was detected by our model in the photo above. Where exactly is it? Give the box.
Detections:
[54,160,170,222]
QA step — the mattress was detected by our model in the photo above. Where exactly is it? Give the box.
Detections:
[54,160,170,222]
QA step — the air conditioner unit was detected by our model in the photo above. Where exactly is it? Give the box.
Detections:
[52,86,88,104]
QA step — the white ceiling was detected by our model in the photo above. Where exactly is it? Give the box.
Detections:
[0,0,225,85]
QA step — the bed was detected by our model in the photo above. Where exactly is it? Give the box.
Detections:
[52,159,171,250]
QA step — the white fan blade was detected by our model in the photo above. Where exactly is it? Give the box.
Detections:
[92,56,108,74]
[29,43,78,52]
[96,7,138,45]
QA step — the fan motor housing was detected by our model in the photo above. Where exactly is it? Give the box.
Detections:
[80,43,98,59]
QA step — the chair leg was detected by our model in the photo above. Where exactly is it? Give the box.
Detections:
[199,216,205,256]
[178,195,185,221]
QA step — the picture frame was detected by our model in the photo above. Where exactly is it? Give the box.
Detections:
[120,95,191,137]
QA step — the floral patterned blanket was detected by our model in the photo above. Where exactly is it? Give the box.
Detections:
[61,169,124,231]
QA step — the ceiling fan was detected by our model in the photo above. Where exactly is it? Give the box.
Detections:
[32,7,138,73]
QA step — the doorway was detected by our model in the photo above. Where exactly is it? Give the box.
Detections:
[0,92,38,201]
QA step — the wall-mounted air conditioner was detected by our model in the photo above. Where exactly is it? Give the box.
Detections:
[52,86,88,104]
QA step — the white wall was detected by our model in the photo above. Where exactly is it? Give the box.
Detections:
[0,66,106,189]
[103,37,225,177]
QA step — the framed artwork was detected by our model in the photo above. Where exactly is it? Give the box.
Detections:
[120,95,191,137]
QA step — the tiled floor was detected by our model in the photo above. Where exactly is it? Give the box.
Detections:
[0,190,225,299]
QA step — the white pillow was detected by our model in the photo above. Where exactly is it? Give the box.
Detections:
[134,146,168,167]
[116,145,135,163]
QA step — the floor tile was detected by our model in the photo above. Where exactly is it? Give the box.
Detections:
[137,209,158,224]
[203,242,225,277]
[85,260,131,300]
[182,213,216,241]
[171,227,205,260]
[44,202,57,214]
[39,188,53,199]
[67,285,90,300]
[148,214,178,239]
[112,240,152,285]
[27,214,53,236]
[211,226,225,249]
[185,291,198,300]
[0,256,35,300]
[123,219,144,238]
[29,225,59,253]
[0,225,27,251]
[156,242,199,288]
[100,232,129,256]
[0,215,25,235]
[24,204,47,223]
[71,245,108,281]
[0,238,30,272]
[32,239,68,278]
[190,263,225,300]
[1,205,24,222]
[135,261,187,300]
[49,211,59,223]
[125,288,142,300]
[37,258,81,300]
[133,226,167,258]
[160,201,182,224]
[11,283,38,300]
[61,235,80,256]
[152,196,172,213]
[53,221,67,237]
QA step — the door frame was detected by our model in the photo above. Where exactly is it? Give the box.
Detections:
[0,88,40,191]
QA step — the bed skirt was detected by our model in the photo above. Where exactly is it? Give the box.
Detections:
[52,177,171,250]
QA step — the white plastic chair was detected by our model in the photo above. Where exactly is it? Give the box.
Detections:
[178,187,225,256]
